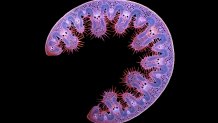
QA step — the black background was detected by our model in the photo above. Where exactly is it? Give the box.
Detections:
[7,0,202,122]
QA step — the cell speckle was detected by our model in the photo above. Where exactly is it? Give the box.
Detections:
[45,0,174,122]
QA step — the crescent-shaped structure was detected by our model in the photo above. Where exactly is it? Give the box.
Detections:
[45,0,175,122]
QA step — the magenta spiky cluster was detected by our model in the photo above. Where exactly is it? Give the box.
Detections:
[45,0,175,122]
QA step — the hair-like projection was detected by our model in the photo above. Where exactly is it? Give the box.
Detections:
[45,0,174,122]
